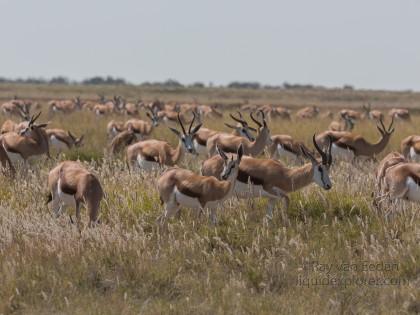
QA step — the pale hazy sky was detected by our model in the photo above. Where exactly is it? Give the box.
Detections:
[1,0,419,90]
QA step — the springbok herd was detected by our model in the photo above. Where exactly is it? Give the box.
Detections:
[0,95,418,229]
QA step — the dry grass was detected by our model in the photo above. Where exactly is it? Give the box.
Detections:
[0,84,419,314]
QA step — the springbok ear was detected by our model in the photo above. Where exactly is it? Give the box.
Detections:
[216,145,228,161]
[237,144,244,161]
[169,127,181,137]
[190,123,202,134]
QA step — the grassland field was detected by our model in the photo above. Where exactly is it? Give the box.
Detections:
[0,84,419,314]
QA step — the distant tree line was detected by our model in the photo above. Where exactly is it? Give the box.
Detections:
[0,76,353,90]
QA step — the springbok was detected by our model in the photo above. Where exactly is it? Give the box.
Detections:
[206,111,272,157]
[126,114,202,171]
[106,120,125,139]
[46,129,84,153]
[328,113,354,132]
[362,104,383,121]
[268,134,312,163]
[47,161,103,229]
[0,112,50,165]
[1,104,30,134]
[108,126,137,155]
[401,135,420,161]
[296,106,319,119]
[193,112,256,156]
[201,135,333,218]
[339,109,363,121]
[330,117,394,161]
[1,98,32,118]
[48,97,83,115]
[157,144,244,225]
[375,152,420,206]
[123,108,160,140]
[388,108,410,121]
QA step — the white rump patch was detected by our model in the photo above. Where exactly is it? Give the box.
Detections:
[405,177,420,202]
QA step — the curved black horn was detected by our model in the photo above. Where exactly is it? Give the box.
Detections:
[250,111,262,128]
[327,135,333,166]
[312,134,328,163]
[31,112,42,125]
[189,111,196,133]
[229,112,246,125]
[388,115,395,132]
[177,113,187,134]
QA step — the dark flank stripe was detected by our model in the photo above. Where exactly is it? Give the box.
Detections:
[178,186,201,199]
[237,170,264,185]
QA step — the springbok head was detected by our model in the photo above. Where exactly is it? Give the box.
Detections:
[169,113,202,155]
[377,116,395,139]
[218,144,244,181]
[250,110,273,145]
[19,112,48,137]
[301,135,333,190]
[146,107,161,127]
[224,111,257,141]
[68,131,84,147]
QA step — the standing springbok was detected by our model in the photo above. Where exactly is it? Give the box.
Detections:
[47,161,103,229]
[268,134,312,163]
[375,152,420,206]
[206,111,272,157]
[193,112,256,156]
[388,108,410,121]
[126,114,202,171]
[329,117,394,161]
[201,135,333,218]
[296,106,319,119]
[157,144,243,225]
[0,112,50,165]
[339,109,363,121]
[400,135,420,161]
[46,129,84,153]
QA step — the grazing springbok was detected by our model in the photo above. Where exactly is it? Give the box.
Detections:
[46,129,84,153]
[48,97,83,115]
[47,161,103,229]
[193,112,256,156]
[0,112,50,165]
[268,134,312,163]
[362,104,383,121]
[106,120,125,139]
[206,111,272,157]
[126,114,202,171]
[296,106,319,119]
[375,152,420,206]
[123,108,160,139]
[400,135,420,162]
[330,117,394,161]
[328,113,355,132]
[201,135,333,218]
[1,98,32,118]
[388,108,410,121]
[157,144,244,225]
[339,109,363,121]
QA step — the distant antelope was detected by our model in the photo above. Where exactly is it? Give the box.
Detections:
[362,103,383,121]
[48,97,83,115]
[201,135,333,218]
[388,108,410,121]
[401,135,420,161]
[157,144,244,225]
[126,114,202,171]
[339,109,363,121]
[375,152,420,206]
[46,129,84,153]
[106,120,125,139]
[1,104,30,134]
[47,161,103,229]
[328,113,354,132]
[330,117,394,161]
[108,126,137,155]
[1,98,32,118]
[296,106,319,119]
[123,108,160,139]
[0,112,50,164]
[206,111,272,157]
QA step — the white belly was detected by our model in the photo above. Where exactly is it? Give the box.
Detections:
[50,135,68,151]
[57,179,76,209]
[233,181,266,198]
[406,177,420,202]
[409,147,420,162]
[193,139,208,156]
[332,143,355,160]
[136,155,160,171]
[174,187,202,208]
[276,144,297,160]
